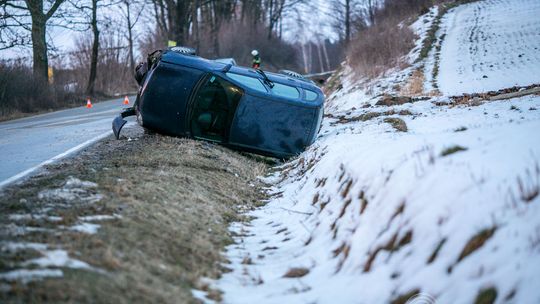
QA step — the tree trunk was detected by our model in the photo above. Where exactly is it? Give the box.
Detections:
[26,0,47,83]
[192,0,200,52]
[31,16,48,83]
[125,1,135,72]
[267,0,273,39]
[345,0,351,45]
[86,0,99,96]
[321,39,330,71]
[316,42,324,73]
[25,0,65,85]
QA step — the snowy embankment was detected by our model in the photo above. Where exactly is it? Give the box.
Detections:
[202,1,540,303]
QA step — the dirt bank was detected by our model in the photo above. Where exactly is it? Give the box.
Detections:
[0,126,267,303]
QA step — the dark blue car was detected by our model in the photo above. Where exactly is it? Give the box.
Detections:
[113,48,324,158]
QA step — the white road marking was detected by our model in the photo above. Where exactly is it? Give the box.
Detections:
[0,131,112,190]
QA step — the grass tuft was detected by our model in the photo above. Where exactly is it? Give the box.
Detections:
[440,145,467,157]
[283,267,309,278]
[390,289,421,304]
[474,287,497,304]
[457,227,496,263]
[384,117,408,132]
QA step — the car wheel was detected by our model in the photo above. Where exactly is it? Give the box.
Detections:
[279,70,305,79]
[170,46,197,56]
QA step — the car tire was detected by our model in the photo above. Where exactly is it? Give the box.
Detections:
[169,46,197,56]
[279,70,305,80]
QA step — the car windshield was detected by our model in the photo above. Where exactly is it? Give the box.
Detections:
[226,72,267,93]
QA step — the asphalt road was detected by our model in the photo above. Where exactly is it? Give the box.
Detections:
[0,96,136,187]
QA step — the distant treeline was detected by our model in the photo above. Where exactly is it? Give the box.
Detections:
[0,0,457,117]
[0,0,344,117]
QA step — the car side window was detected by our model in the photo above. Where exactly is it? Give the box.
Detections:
[305,90,318,101]
[226,72,267,93]
[271,82,300,99]
[190,75,243,142]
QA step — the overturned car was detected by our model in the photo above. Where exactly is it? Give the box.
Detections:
[113,47,324,158]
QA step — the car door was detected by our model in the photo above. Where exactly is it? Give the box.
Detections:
[189,74,243,143]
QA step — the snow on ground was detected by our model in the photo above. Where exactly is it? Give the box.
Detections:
[437,0,540,95]
[214,92,540,304]
[0,176,116,283]
[204,1,540,303]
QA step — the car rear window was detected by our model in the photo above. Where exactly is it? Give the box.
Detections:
[271,83,300,99]
[226,72,267,93]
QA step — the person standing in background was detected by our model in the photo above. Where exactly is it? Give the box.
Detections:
[251,50,261,69]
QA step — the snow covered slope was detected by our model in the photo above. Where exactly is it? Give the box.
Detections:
[196,1,540,303]
[212,92,540,304]
[438,0,540,95]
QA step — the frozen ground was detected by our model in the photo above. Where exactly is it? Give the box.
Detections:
[201,1,540,303]
[213,92,540,304]
[437,0,540,95]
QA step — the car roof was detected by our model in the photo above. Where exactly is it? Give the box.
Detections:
[160,50,321,92]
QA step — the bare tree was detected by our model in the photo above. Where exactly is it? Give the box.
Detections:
[0,0,68,83]
[0,1,32,50]
[330,0,357,45]
[86,0,98,95]
[119,0,144,72]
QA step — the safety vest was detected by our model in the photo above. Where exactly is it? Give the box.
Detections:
[252,56,261,68]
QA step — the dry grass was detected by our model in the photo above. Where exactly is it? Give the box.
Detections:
[457,227,496,263]
[390,289,421,304]
[347,18,415,78]
[400,69,425,96]
[327,108,413,126]
[474,287,498,304]
[282,267,309,278]
[375,95,413,106]
[384,117,408,132]
[363,229,413,273]
[0,127,267,303]
[516,163,540,203]
[440,145,467,157]
[426,238,447,264]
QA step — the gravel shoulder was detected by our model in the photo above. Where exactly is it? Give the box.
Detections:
[0,126,268,303]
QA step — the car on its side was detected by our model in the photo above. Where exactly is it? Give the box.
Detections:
[113,48,324,158]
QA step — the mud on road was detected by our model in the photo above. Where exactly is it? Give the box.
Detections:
[0,126,268,303]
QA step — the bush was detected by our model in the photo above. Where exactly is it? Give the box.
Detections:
[0,62,81,118]
[346,0,436,78]
[347,19,415,78]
